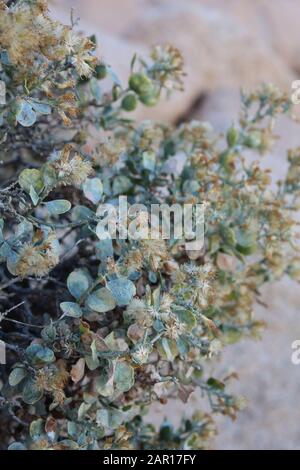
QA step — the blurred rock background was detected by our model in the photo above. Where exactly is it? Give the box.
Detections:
[52,0,300,449]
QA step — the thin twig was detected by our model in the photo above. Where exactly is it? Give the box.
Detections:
[0,301,25,323]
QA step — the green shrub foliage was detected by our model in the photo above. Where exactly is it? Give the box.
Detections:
[1,0,300,450]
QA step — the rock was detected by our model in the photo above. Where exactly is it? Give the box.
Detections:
[53,0,295,123]
[123,1,293,122]
[215,278,300,450]
[51,1,300,449]
[200,0,300,73]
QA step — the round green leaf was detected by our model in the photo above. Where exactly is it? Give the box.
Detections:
[60,301,83,318]
[112,175,132,195]
[41,323,57,343]
[107,278,136,306]
[129,73,153,95]
[139,92,159,107]
[85,354,100,371]
[9,367,28,387]
[157,338,179,362]
[18,169,43,194]
[29,99,51,115]
[29,418,44,441]
[174,307,196,331]
[71,205,94,222]
[235,229,257,255]
[67,269,92,300]
[29,185,39,206]
[121,93,138,112]
[96,408,124,430]
[8,442,27,450]
[86,287,116,313]
[114,361,134,393]
[95,239,114,261]
[22,379,43,405]
[16,100,36,127]
[45,199,71,215]
[82,177,103,204]
[42,164,58,188]
[96,367,115,396]
[77,402,91,420]
[142,151,156,172]
[25,343,55,365]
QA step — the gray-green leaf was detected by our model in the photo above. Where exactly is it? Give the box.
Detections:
[114,361,134,393]
[107,278,136,306]
[18,168,44,194]
[16,100,36,127]
[22,379,43,405]
[82,177,103,204]
[25,343,55,365]
[9,367,28,387]
[29,99,51,115]
[60,301,83,318]
[67,269,92,300]
[8,442,27,450]
[86,287,116,313]
[29,418,44,441]
[96,408,124,430]
[45,199,71,215]
[112,175,132,195]
[29,185,39,206]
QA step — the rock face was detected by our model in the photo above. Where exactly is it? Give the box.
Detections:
[215,279,300,450]
[200,0,300,73]
[122,0,295,121]
[54,0,298,122]
[53,0,300,449]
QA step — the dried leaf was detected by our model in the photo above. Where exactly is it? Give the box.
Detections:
[71,358,85,383]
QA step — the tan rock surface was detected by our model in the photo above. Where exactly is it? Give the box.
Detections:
[52,0,300,449]
[53,0,296,123]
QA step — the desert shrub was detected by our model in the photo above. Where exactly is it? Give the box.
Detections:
[1,0,300,450]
